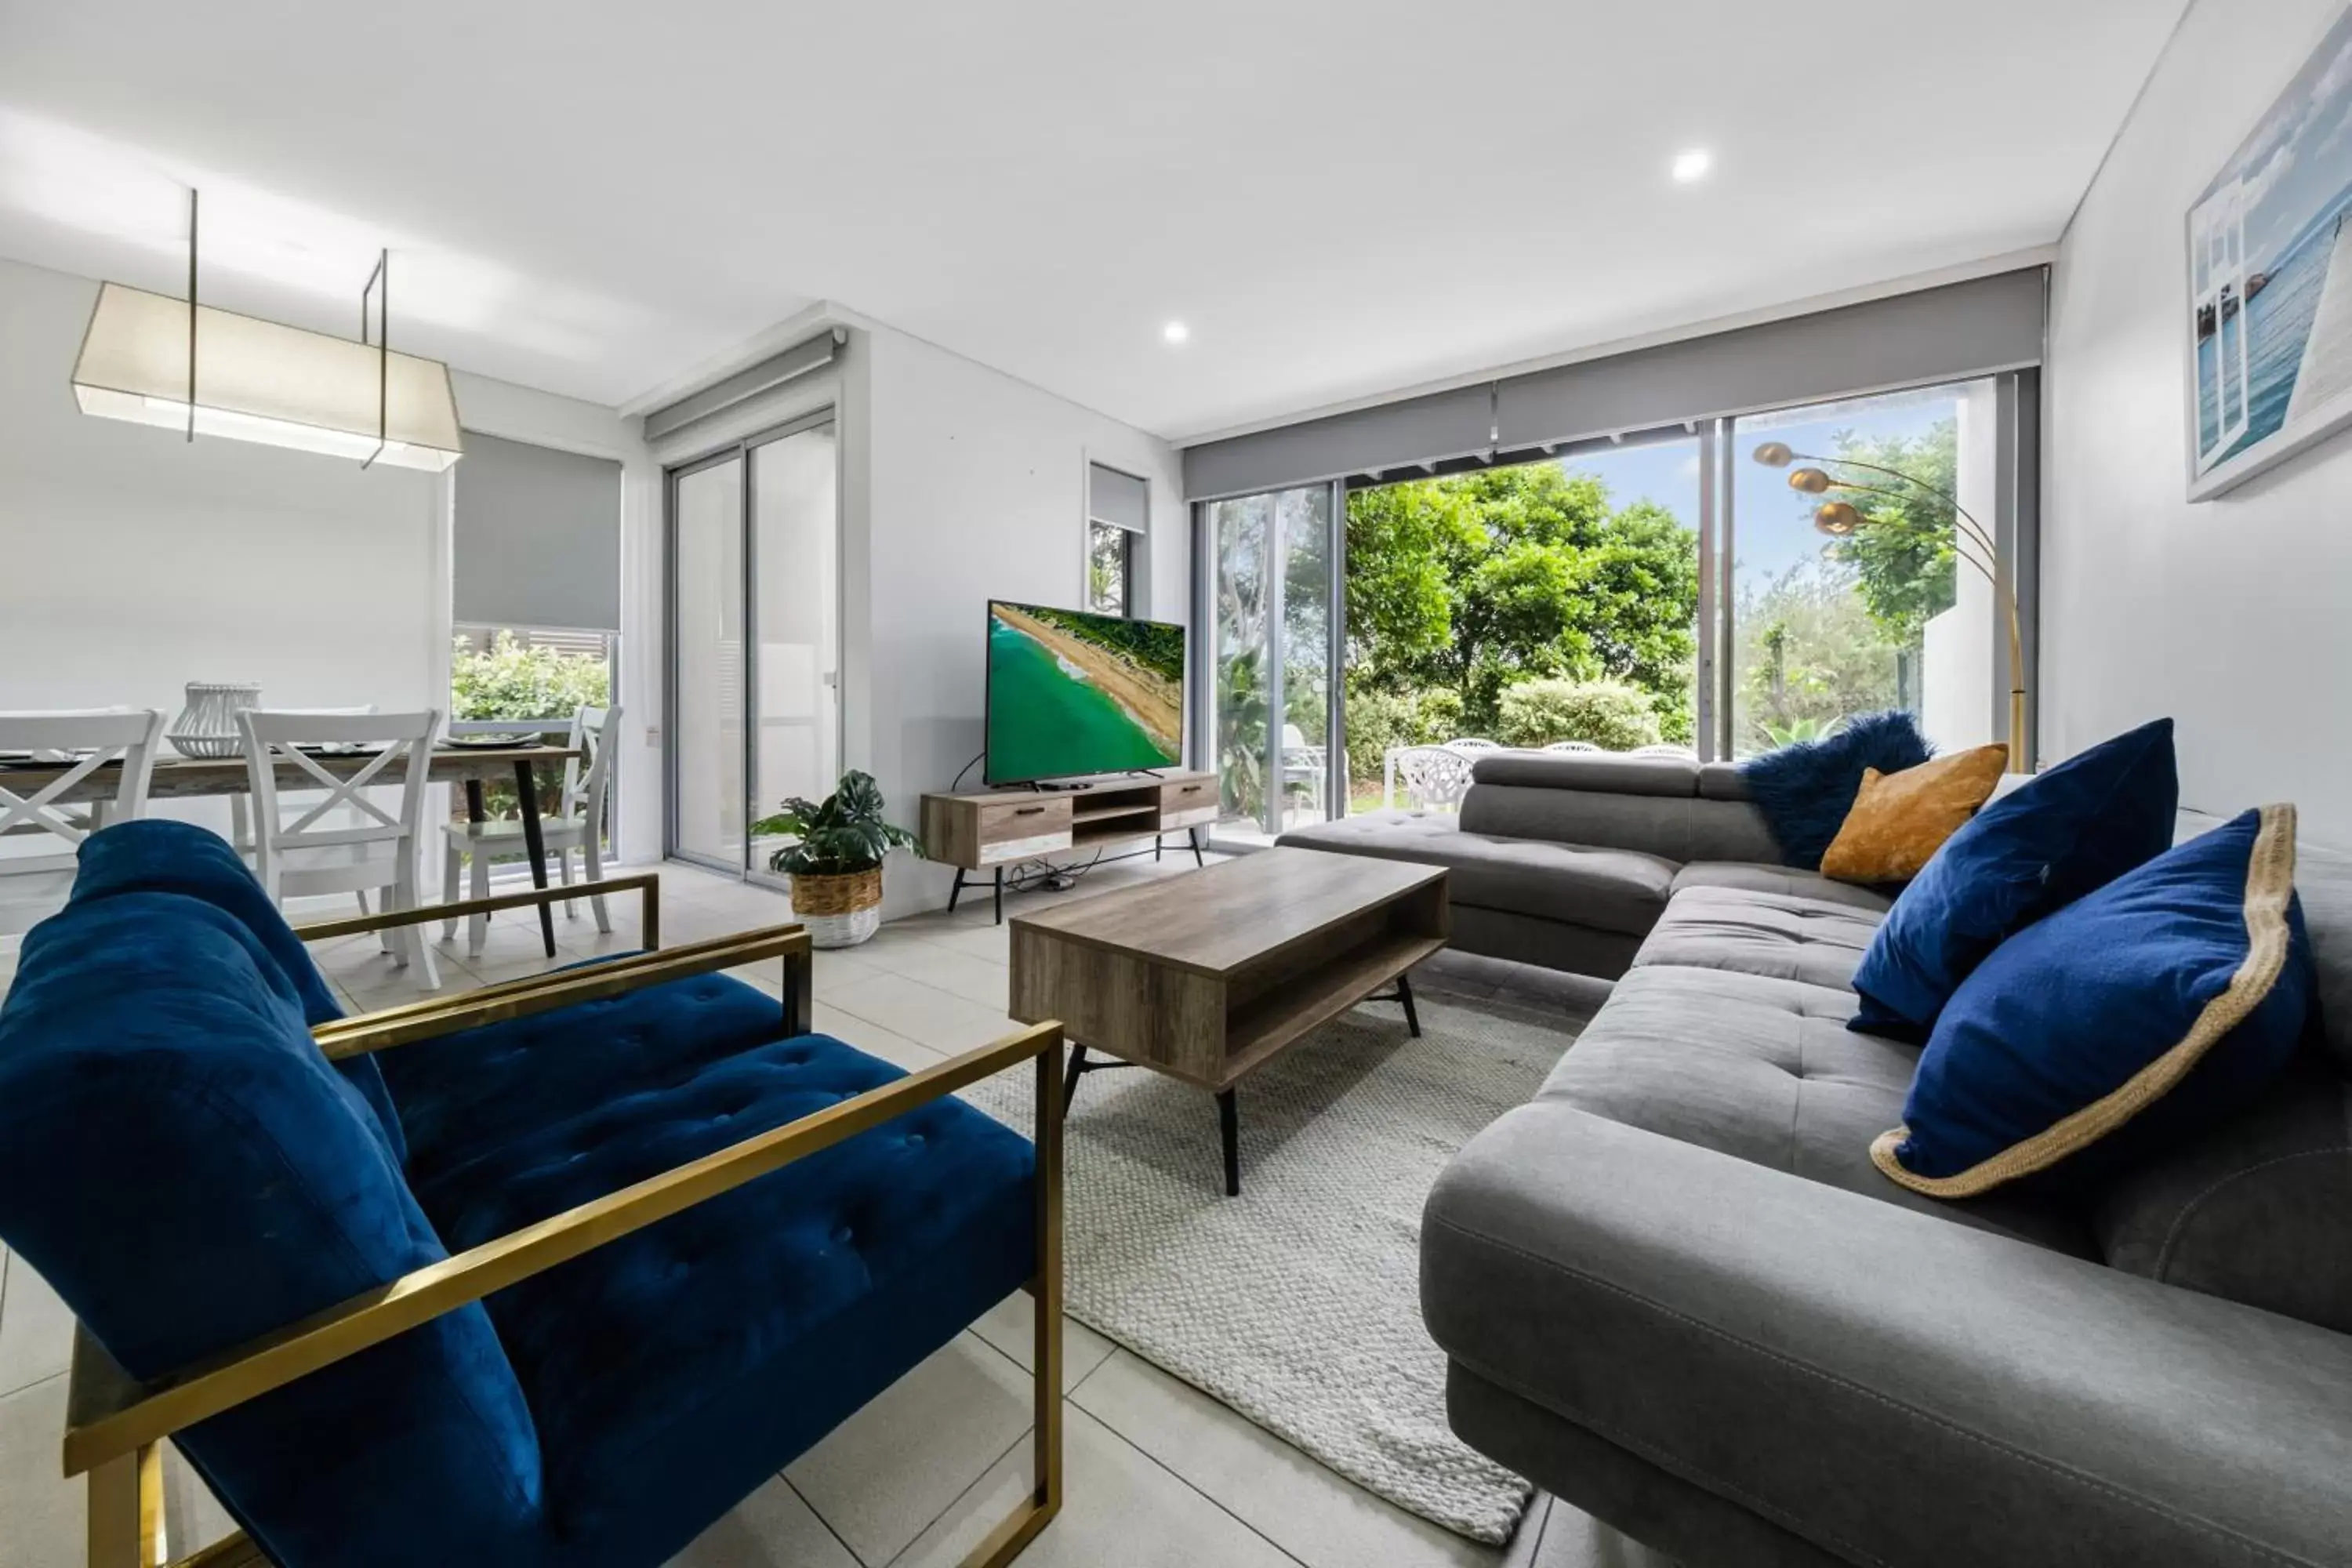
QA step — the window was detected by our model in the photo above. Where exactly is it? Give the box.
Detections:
[1728,381,2001,757]
[1202,484,1338,845]
[1088,521,1132,616]
[1086,461,1148,618]
[1340,437,1701,816]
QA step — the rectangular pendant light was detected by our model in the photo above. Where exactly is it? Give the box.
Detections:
[71,281,464,472]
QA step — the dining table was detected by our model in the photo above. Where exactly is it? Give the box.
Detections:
[5,742,583,957]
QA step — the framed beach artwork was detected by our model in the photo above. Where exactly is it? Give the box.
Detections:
[2187,4,2352,499]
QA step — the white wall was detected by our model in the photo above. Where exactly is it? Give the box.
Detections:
[0,255,443,840]
[2046,0,2352,840]
[862,323,1186,916]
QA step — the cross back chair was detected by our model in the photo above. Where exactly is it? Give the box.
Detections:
[442,705,621,955]
[238,708,441,989]
[0,707,165,936]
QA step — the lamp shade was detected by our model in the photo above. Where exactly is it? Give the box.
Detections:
[71,282,463,472]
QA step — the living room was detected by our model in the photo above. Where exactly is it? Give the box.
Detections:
[2,2,2347,1566]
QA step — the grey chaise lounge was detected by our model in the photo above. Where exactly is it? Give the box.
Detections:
[1414,802,2352,1565]
[1279,750,1889,978]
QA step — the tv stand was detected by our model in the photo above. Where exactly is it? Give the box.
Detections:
[920,771,1219,923]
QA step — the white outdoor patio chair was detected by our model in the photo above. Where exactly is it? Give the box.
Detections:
[1279,721,1327,827]
[442,705,622,956]
[238,707,442,990]
[0,708,166,936]
[1542,740,1603,753]
[1392,745,1477,814]
[1443,737,1503,753]
[1630,744,1698,759]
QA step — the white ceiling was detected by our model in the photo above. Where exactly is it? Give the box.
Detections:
[0,1,2187,442]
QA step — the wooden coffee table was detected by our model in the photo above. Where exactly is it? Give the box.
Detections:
[1007,846,1449,1195]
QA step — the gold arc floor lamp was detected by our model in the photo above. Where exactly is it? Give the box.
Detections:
[1751,441,2030,774]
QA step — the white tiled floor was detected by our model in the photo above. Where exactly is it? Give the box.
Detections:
[0,856,1614,1568]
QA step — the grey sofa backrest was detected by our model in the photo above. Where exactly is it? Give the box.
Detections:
[1461,753,1785,866]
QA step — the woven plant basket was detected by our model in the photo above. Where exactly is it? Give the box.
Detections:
[789,868,884,949]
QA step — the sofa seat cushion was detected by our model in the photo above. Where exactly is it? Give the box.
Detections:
[1542,965,2088,1254]
[1278,811,1675,935]
[381,964,790,1181]
[1632,887,1882,990]
[1669,861,1893,914]
[411,1023,1036,1563]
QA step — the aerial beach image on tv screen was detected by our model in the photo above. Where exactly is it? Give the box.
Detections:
[986,601,1185,782]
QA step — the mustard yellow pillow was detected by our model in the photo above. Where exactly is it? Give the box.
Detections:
[1820,745,2009,885]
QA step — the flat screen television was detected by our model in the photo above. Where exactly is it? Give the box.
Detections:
[984,600,1186,786]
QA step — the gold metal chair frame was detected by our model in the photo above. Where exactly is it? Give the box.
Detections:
[64,874,1065,1568]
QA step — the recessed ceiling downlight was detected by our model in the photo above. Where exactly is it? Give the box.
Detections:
[1163,321,1190,344]
[1672,149,1713,183]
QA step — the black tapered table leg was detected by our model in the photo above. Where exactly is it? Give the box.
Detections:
[1062,1044,1089,1112]
[1190,827,1205,867]
[947,870,964,914]
[993,866,1004,924]
[1217,1088,1240,1197]
[513,760,557,957]
[1396,972,1421,1038]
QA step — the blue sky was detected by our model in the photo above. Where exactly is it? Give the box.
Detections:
[1559,388,1962,583]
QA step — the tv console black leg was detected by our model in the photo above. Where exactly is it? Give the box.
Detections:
[993,867,1004,925]
[1190,827,1205,868]
[1218,1088,1240,1197]
[1155,834,1163,863]
[947,870,964,914]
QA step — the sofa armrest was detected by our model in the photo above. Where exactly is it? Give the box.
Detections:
[1422,1103,2352,1568]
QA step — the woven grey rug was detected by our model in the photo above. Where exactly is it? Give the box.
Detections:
[962,989,1578,1544]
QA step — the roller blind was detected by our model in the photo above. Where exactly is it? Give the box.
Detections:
[452,432,622,632]
[1087,462,1149,532]
[1182,267,2046,499]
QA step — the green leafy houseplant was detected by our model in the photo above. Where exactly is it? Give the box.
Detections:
[752,770,919,877]
[751,771,917,948]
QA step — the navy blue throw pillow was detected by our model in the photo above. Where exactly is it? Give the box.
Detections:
[1850,717,2178,1040]
[1872,805,2312,1198]
[1738,710,1932,870]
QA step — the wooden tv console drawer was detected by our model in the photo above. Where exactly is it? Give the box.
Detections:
[924,794,1074,867]
[920,771,1220,869]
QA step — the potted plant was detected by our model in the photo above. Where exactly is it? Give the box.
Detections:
[752,770,920,948]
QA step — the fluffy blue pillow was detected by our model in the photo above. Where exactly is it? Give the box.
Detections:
[1850,717,2178,1040]
[1872,805,2312,1197]
[1739,710,1932,870]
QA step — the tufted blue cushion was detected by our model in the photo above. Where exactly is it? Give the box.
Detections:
[380,962,786,1182]
[409,1022,1037,1564]
[1850,717,2178,1041]
[70,818,407,1167]
[1872,805,2314,1198]
[0,886,544,1568]
[1738,711,1933,871]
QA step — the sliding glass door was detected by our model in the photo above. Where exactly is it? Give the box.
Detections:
[1195,373,2035,838]
[666,411,840,881]
[1201,482,1339,847]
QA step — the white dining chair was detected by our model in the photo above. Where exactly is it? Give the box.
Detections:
[441,705,621,957]
[0,709,166,936]
[228,706,384,925]
[1542,739,1603,753]
[238,708,441,990]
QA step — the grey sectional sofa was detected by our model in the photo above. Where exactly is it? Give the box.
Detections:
[1287,756,2352,1566]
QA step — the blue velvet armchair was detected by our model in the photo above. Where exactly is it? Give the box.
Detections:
[0,821,1065,1568]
